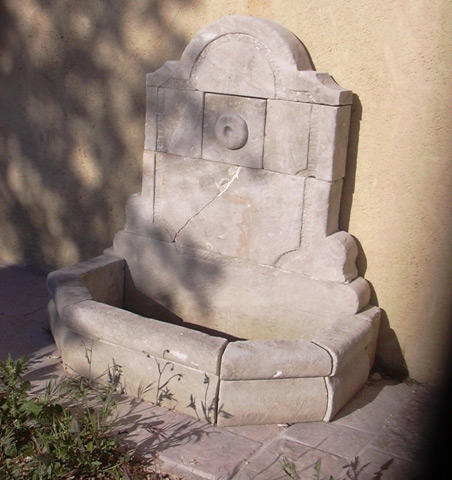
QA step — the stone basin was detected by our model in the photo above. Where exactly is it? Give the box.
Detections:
[48,248,379,426]
[48,16,380,426]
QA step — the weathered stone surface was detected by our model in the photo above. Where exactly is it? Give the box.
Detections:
[174,164,306,265]
[48,16,378,426]
[323,349,370,421]
[144,86,157,150]
[153,153,236,239]
[203,94,266,168]
[283,422,373,459]
[231,439,347,480]
[217,377,328,426]
[62,300,227,375]
[220,339,332,380]
[156,88,203,158]
[51,304,222,421]
[47,254,125,313]
[308,105,351,181]
[141,150,155,199]
[333,379,414,434]
[313,306,381,375]
[158,417,261,480]
[114,231,371,341]
[277,231,359,282]
[80,258,124,307]
[351,446,425,480]
[299,177,343,249]
[264,100,311,174]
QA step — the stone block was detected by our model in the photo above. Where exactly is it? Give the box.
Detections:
[323,349,370,422]
[47,254,125,314]
[191,33,278,98]
[157,418,261,480]
[173,164,306,265]
[284,70,353,106]
[300,177,343,250]
[154,153,235,239]
[144,86,157,150]
[352,446,425,480]
[333,379,414,434]
[202,94,266,168]
[263,100,311,174]
[313,306,381,375]
[141,150,155,199]
[284,422,373,460]
[53,322,221,421]
[217,377,328,426]
[50,278,92,318]
[277,231,359,283]
[114,231,371,341]
[156,88,203,158]
[220,339,332,380]
[308,105,351,181]
[62,300,227,375]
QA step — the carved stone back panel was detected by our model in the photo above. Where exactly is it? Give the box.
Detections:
[124,15,357,284]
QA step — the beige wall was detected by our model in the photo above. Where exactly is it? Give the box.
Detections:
[1,0,451,384]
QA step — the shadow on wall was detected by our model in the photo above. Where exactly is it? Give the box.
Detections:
[340,95,408,379]
[0,0,193,269]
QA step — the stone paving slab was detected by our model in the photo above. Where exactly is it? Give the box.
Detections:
[333,378,415,434]
[283,421,374,459]
[230,438,347,480]
[369,383,440,463]
[345,445,425,480]
[113,398,261,480]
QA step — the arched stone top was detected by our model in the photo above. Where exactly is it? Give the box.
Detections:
[147,16,352,105]
[183,16,313,73]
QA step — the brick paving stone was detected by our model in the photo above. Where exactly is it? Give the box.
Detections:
[283,421,374,459]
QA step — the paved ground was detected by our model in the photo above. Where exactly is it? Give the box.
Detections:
[0,261,445,479]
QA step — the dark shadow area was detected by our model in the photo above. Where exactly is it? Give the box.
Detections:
[0,0,194,269]
[0,263,53,361]
[420,344,452,479]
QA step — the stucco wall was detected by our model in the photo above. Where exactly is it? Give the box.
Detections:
[1,0,451,384]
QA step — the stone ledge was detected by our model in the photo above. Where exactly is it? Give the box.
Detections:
[220,339,332,380]
[61,300,227,376]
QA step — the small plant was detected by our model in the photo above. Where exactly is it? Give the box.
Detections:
[282,456,301,480]
[282,457,335,480]
[0,354,131,479]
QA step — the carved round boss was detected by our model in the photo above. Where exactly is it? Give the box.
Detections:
[215,113,248,150]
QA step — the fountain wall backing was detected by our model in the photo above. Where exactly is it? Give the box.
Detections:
[48,16,380,426]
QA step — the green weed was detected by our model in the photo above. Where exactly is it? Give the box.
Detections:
[0,354,131,479]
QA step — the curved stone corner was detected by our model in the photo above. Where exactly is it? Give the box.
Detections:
[277,231,359,283]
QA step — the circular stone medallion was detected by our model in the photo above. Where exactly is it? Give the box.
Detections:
[215,113,248,150]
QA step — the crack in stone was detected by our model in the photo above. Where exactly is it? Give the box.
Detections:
[174,166,241,242]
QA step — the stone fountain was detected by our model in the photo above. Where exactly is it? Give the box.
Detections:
[48,16,380,426]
